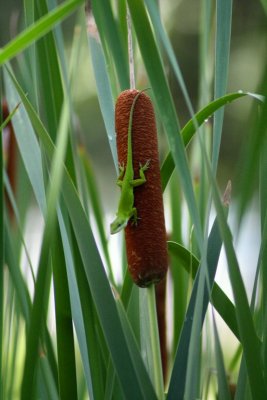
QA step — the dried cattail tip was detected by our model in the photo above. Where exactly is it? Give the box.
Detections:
[115,89,168,287]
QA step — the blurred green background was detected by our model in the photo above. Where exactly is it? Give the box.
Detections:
[1,1,267,398]
[1,0,266,193]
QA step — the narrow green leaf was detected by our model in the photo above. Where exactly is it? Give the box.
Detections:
[0,0,84,66]
[38,356,58,400]
[259,215,267,378]
[78,149,114,285]
[236,213,267,399]
[168,242,199,278]
[212,0,233,171]
[4,66,46,215]
[184,267,204,400]
[167,211,227,400]
[235,358,249,400]
[23,0,38,106]
[4,170,35,282]
[116,296,158,400]
[4,219,31,322]
[92,0,129,90]
[88,32,117,167]
[62,173,156,400]
[237,79,267,221]
[212,313,232,400]
[144,0,195,118]
[117,0,128,52]
[4,213,58,390]
[201,129,267,399]
[52,225,78,400]
[46,0,69,85]
[161,92,262,192]
[0,102,20,131]
[139,287,164,400]
[127,0,203,249]
[168,240,239,340]
[10,70,156,400]
[57,208,97,399]
[34,0,64,142]
[169,176,186,356]
[21,94,71,399]
[0,90,4,400]
[23,0,35,26]
[34,0,76,183]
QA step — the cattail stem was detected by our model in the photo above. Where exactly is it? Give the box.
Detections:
[2,101,17,221]
[140,286,165,398]
[155,278,167,383]
[127,7,135,89]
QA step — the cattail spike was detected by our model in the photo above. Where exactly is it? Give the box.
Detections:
[115,89,168,287]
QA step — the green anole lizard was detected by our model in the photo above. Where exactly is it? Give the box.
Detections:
[110,90,150,234]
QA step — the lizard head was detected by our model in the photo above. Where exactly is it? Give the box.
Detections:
[110,216,128,234]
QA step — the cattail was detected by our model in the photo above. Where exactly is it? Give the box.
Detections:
[115,89,168,287]
[2,100,17,220]
[155,278,167,380]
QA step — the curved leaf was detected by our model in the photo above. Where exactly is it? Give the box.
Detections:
[161,92,264,191]
[127,0,203,249]
[8,68,157,400]
[0,0,84,66]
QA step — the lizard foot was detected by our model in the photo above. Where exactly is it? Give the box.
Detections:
[118,162,125,173]
[139,159,150,171]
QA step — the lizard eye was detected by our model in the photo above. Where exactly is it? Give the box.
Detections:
[110,219,128,234]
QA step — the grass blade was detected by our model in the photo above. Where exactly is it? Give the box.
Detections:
[212,0,233,171]
[34,0,64,142]
[87,28,117,167]
[21,93,71,398]
[167,208,227,400]
[78,149,114,285]
[0,0,84,66]
[70,224,107,400]
[168,241,239,340]
[52,224,78,400]
[116,295,158,399]
[169,176,186,357]
[161,92,263,192]
[144,0,195,118]
[212,312,231,400]
[127,0,203,249]
[4,219,31,322]
[92,0,129,90]
[201,133,267,399]
[9,69,157,400]
[0,91,4,400]
[57,208,99,399]
[4,66,46,214]
[139,287,164,399]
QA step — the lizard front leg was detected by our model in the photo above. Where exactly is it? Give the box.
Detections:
[131,160,150,187]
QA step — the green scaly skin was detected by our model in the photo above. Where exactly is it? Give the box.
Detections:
[110,90,150,234]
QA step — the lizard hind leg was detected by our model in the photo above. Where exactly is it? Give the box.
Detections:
[131,207,138,226]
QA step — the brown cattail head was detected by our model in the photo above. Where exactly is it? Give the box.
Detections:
[115,89,168,287]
